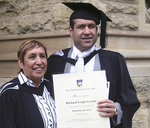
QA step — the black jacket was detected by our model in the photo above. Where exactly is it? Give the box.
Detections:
[0,78,52,128]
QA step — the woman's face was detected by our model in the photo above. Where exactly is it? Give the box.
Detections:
[18,45,47,85]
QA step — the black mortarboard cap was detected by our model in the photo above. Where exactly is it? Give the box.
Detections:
[62,2,112,48]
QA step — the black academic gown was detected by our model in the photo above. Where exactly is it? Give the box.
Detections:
[0,78,51,128]
[45,48,140,128]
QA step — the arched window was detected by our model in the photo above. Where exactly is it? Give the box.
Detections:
[139,0,150,31]
[145,0,150,9]
[145,0,150,23]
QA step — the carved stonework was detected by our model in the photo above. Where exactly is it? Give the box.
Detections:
[145,0,150,23]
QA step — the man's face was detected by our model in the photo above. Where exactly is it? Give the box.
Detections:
[69,19,98,52]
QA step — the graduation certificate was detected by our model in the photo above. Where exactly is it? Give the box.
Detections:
[53,71,110,128]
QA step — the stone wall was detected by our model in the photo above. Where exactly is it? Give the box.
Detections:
[0,0,150,128]
[0,0,141,36]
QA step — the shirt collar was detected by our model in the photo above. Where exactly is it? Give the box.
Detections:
[72,45,100,59]
[18,72,45,87]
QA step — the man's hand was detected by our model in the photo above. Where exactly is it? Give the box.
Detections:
[97,99,116,117]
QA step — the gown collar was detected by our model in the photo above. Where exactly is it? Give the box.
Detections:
[18,72,46,95]
[52,45,101,66]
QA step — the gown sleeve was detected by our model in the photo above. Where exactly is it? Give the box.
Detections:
[116,53,140,128]
[100,50,140,128]
[0,90,17,128]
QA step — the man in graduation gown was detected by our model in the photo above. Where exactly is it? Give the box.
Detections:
[45,2,140,128]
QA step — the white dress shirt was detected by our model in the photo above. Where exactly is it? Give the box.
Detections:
[70,45,100,73]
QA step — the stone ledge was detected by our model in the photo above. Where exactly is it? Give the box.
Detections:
[106,49,150,59]
[1,30,150,61]
[0,31,69,41]
[107,30,150,37]
[0,29,150,41]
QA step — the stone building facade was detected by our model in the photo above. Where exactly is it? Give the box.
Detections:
[0,0,150,127]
